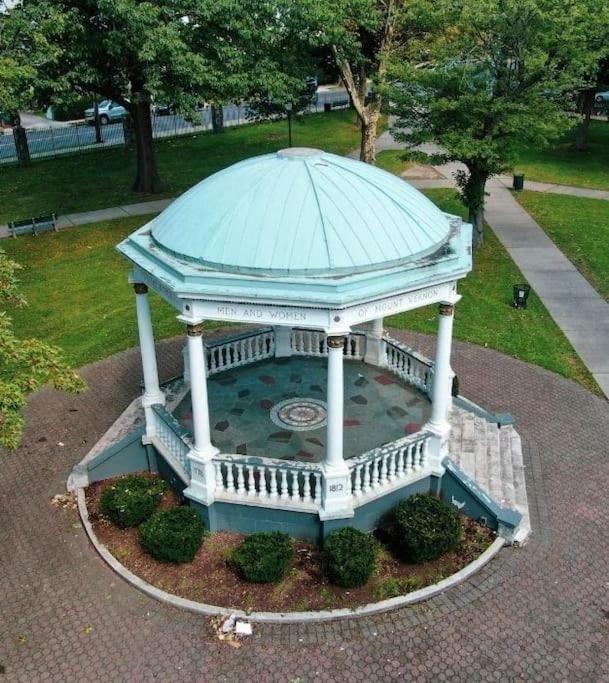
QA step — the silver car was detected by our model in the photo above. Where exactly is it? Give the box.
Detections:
[84,100,128,125]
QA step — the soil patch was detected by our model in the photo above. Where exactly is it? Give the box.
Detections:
[86,475,496,612]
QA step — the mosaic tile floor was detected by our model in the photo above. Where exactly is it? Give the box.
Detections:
[173,357,430,462]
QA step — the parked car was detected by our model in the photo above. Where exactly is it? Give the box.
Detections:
[84,100,128,125]
[152,103,175,116]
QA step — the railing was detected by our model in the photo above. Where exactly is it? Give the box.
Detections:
[213,454,322,509]
[206,328,275,375]
[349,431,430,498]
[290,329,366,359]
[150,404,192,481]
[384,336,434,394]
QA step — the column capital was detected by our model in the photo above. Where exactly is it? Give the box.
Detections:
[327,335,346,349]
[133,282,148,295]
[439,303,454,317]
[186,323,205,337]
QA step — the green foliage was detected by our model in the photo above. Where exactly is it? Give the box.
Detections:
[391,494,462,564]
[139,506,206,563]
[0,246,85,449]
[231,532,293,583]
[385,0,596,243]
[323,527,377,588]
[100,475,166,529]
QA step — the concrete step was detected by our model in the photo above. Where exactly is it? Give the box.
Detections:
[448,406,531,544]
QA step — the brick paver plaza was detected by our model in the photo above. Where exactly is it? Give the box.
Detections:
[2,330,608,682]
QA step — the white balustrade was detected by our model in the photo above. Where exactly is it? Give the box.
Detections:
[213,455,322,508]
[384,337,434,394]
[290,329,365,359]
[350,432,430,498]
[149,405,192,481]
[206,329,275,375]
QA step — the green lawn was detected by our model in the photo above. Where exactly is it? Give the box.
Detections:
[2,189,597,394]
[388,190,597,394]
[516,191,609,302]
[0,110,366,224]
[376,149,415,175]
[515,120,609,190]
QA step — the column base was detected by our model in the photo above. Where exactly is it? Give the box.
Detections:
[319,464,354,520]
[363,335,386,367]
[273,326,292,358]
[424,420,451,476]
[185,447,219,505]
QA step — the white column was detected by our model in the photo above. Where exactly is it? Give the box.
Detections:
[134,284,164,442]
[184,323,218,505]
[425,303,455,474]
[364,317,386,366]
[273,325,292,358]
[320,335,353,519]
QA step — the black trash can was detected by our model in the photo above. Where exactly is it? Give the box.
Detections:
[513,173,525,191]
[324,102,332,113]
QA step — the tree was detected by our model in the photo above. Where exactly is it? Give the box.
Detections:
[0,1,65,166]
[385,0,586,247]
[302,0,407,164]
[573,57,609,152]
[0,250,85,450]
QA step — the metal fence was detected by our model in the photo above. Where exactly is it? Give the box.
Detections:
[0,91,353,166]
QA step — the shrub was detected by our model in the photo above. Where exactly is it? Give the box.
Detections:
[323,527,377,588]
[100,475,166,529]
[139,506,206,563]
[231,532,293,583]
[392,494,462,563]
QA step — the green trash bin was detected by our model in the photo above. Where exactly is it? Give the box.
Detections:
[513,173,525,191]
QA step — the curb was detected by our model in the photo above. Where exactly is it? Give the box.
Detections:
[77,488,506,624]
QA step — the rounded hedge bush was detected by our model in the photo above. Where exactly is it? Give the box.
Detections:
[231,532,293,583]
[323,527,377,588]
[139,506,206,563]
[100,475,166,529]
[392,493,462,563]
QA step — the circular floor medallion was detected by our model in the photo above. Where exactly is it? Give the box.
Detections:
[270,398,328,431]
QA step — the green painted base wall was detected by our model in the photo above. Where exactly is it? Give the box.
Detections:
[85,428,150,483]
[188,476,436,542]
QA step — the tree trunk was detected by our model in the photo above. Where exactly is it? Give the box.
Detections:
[460,166,488,249]
[360,108,380,164]
[12,114,30,167]
[131,95,164,194]
[94,101,103,144]
[574,89,595,152]
[211,104,224,134]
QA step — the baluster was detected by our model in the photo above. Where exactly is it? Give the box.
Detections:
[313,472,322,504]
[227,463,236,491]
[279,469,289,500]
[353,465,363,496]
[407,443,415,471]
[419,439,427,467]
[380,454,389,485]
[290,471,299,500]
[269,468,278,499]
[244,465,253,495]
[214,462,224,491]
[303,471,311,501]
[387,452,396,482]
[361,462,370,493]
[236,464,245,493]
[396,448,405,477]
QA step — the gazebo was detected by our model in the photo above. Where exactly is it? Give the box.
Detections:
[117,148,473,539]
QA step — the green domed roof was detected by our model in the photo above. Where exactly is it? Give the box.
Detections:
[149,148,451,277]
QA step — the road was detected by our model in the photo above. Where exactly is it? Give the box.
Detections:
[0,90,352,164]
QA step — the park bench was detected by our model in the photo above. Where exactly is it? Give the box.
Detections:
[9,213,58,238]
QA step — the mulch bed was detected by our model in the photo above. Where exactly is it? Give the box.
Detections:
[86,475,496,612]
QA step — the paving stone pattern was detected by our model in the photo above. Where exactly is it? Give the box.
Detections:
[2,330,609,681]
[173,357,429,462]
